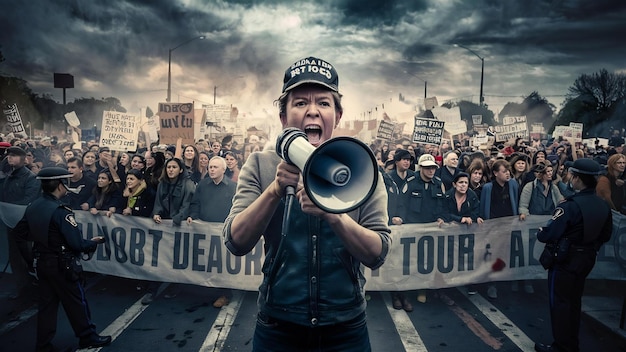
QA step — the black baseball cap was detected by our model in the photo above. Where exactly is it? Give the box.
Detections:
[281,57,339,95]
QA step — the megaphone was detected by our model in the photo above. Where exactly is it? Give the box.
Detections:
[276,127,379,214]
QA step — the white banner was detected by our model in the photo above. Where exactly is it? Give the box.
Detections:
[2,203,625,291]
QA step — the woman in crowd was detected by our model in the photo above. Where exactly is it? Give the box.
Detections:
[519,160,564,220]
[82,151,98,181]
[509,153,531,190]
[532,149,547,166]
[121,169,155,217]
[182,145,202,184]
[121,168,157,297]
[198,151,211,181]
[144,151,165,191]
[147,158,196,302]
[467,159,487,200]
[518,160,564,294]
[82,169,123,217]
[596,153,626,214]
[442,172,483,225]
[442,172,483,295]
[130,154,146,173]
[381,143,390,162]
[118,152,131,174]
[224,151,240,182]
[152,158,196,226]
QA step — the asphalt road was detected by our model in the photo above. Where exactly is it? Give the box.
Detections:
[0,273,621,352]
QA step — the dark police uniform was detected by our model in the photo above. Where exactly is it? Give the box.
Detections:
[535,159,612,352]
[13,167,110,351]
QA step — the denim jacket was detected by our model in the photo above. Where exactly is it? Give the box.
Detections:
[223,149,391,326]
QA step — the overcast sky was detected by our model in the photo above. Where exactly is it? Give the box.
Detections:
[1,0,625,124]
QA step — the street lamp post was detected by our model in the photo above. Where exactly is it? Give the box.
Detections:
[403,70,427,99]
[167,35,205,102]
[454,44,484,106]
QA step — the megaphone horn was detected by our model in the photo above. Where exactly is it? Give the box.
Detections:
[276,127,379,214]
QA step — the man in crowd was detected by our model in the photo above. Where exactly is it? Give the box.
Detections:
[0,146,41,299]
[435,151,461,191]
[187,156,237,308]
[480,159,520,299]
[62,157,97,210]
[386,148,417,311]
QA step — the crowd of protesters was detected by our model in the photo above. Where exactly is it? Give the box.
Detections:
[0,133,265,307]
[370,131,626,311]
[2,129,625,309]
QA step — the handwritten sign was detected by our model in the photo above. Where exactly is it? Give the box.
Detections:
[3,104,26,137]
[158,103,195,145]
[569,122,583,143]
[495,115,528,142]
[377,120,396,141]
[99,111,139,151]
[412,117,445,145]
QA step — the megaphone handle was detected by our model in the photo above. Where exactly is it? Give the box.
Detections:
[285,185,296,197]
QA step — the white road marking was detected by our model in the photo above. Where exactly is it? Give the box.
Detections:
[200,290,245,352]
[382,293,428,352]
[0,305,37,335]
[458,287,535,351]
[77,283,170,352]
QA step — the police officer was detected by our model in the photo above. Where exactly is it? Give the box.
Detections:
[13,167,111,351]
[534,159,612,352]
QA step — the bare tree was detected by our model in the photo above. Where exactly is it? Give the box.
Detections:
[567,68,626,111]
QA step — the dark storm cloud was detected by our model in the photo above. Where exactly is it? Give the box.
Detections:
[1,0,625,118]
[335,0,429,26]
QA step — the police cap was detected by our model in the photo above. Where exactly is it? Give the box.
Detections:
[569,158,603,175]
[6,146,26,157]
[37,167,72,180]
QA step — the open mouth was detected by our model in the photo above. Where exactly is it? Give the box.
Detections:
[304,125,322,145]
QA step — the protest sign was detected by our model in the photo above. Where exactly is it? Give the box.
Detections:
[99,111,139,151]
[64,111,81,127]
[569,122,583,143]
[158,103,195,145]
[412,117,444,145]
[495,115,528,142]
[431,106,466,135]
[3,104,27,137]
[377,120,395,141]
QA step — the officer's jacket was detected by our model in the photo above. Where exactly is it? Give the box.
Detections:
[15,193,97,257]
[537,188,612,250]
[224,149,391,327]
[393,170,445,224]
